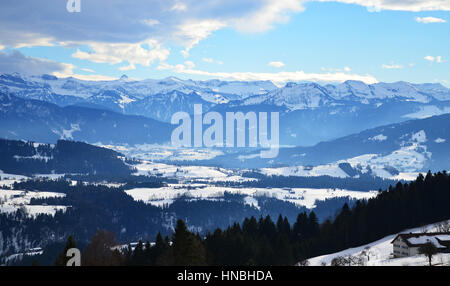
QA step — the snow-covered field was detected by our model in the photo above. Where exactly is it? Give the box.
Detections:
[0,189,67,217]
[100,144,225,161]
[306,220,450,266]
[0,171,29,187]
[261,164,349,178]
[261,160,421,181]
[133,160,254,183]
[105,130,432,182]
[125,184,377,208]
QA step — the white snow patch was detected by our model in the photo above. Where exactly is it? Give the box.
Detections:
[411,130,427,143]
[0,189,67,217]
[261,164,348,178]
[306,220,450,266]
[369,134,387,142]
[125,184,377,209]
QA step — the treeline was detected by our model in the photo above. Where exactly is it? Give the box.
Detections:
[49,170,450,266]
[11,175,169,192]
[0,138,133,176]
[3,178,348,261]
[220,171,400,192]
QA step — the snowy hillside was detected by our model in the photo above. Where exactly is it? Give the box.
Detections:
[2,73,450,147]
[2,73,450,120]
[0,189,67,217]
[0,73,277,105]
[305,220,450,266]
[244,80,450,111]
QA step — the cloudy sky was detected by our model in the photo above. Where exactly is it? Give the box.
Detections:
[0,0,449,85]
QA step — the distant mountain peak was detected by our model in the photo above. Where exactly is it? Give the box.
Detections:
[164,76,183,82]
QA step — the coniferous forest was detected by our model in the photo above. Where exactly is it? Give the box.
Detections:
[19,170,450,266]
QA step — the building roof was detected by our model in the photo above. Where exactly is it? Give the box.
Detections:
[391,232,450,248]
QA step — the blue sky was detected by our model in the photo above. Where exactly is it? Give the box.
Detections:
[0,0,449,86]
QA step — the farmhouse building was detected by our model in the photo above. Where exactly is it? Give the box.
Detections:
[391,232,450,258]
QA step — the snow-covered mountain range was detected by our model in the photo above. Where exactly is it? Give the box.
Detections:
[184,113,450,174]
[1,72,450,149]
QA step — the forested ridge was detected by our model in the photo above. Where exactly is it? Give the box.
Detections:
[123,171,450,266]
[19,170,450,266]
[0,138,133,176]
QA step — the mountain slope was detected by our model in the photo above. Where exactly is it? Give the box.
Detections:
[125,90,213,122]
[192,113,450,173]
[0,138,133,176]
[2,73,450,146]
[0,93,173,144]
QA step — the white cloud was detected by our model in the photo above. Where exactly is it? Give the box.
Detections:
[416,16,446,23]
[80,68,95,73]
[321,66,352,72]
[269,61,285,68]
[1,0,449,76]
[425,55,443,63]
[119,64,136,71]
[176,19,226,57]
[156,62,173,71]
[158,62,378,84]
[171,2,187,12]
[0,50,71,75]
[7,33,54,49]
[53,72,118,81]
[232,0,305,33]
[1,1,449,54]
[202,58,223,65]
[382,63,404,69]
[141,19,160,26]
[72,39,169,70]
[184,60,195,69]
[316,0,450,12]
[0,50,115,81]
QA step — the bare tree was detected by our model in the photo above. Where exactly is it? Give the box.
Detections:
[331,256,348,266]
[297,259,310,266]
[418,241,438,266]
[331,255,364,266]
[435,221,450,233]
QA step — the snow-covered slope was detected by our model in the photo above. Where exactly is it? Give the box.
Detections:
[217,113,450,172]
[0,73,277,104]
[0,93,173,144]
[0,189,67,217]
[2,73,450,146]
[326,80,433,103]
[125,184,377,209]
[305,220,450,266]
[244,82,333,110]
[2,73,450,115]
[243,80,450,111]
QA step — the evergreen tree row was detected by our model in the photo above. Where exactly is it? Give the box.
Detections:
[70,170,450,266]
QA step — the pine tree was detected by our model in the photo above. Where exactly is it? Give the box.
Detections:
[82,230,121,266]
[54,235,77,266]
[172,219,206,266]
